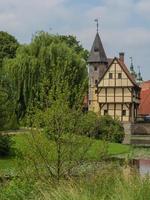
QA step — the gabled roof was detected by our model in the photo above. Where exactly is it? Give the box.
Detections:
[87,33,107,63]
[117,58,139,87]
[139,89,150,115]
[98,57,140,88]
[139,81,150,115]
[140,80,150,91]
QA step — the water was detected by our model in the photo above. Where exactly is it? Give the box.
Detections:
[133,159,150,176]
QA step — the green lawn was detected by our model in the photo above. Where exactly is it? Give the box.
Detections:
[0,133,131,174]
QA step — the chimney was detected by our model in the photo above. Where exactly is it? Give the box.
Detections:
[119,52,124,63]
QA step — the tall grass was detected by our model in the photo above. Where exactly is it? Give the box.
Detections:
[37,169,150,200]
[1,164,150,200]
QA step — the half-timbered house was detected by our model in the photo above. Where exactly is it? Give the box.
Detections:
[88,32,141,123]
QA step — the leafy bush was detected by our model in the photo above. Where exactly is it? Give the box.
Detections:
[98,115,125,143]
[79,111,100,137]
[80,112,125,143]
[0,134,14,157]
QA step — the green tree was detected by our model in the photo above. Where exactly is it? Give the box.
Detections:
[0,70,17,130]
[0,32,19,130]
[0,31,19,68]
[59,35,89,60]
[5,32,88,121]
[20,97,95,182]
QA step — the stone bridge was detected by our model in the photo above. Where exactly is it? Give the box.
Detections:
[132,123,150,135]
[123,123,150,146]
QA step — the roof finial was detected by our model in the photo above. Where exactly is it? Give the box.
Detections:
[137,66,143,82]
[130,56,134,71]
[94,19,99,33]
[130,56,133,64]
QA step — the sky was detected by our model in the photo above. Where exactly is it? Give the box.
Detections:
[1,0,150,80]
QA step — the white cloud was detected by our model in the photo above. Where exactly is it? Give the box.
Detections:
[86,0,135,28]
[0,0,150,79]
[136,0,150,19]
[0,0,69,42]
[0,13,19,29]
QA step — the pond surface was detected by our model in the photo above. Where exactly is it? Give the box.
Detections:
[133,159,150,176]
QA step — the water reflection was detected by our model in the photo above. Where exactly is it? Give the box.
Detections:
[133,159,150,176]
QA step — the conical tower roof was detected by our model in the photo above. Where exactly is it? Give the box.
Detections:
[87,32,107,63]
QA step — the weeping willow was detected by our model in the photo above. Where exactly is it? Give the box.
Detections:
[4,32,88,121]
[0,72,16,130]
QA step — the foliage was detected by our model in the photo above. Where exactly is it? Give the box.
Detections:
[0,31,19,68]
[0,76,18,130]
[0,133,130,174]
[4,32,88,121]
[1,164,150,200]
[0,134,14,157]
[98,115,125,143]
[59,35,89,60]
[79,111,100,137]
[18,97,103,182]
[80,112,125,143]
[0,178,35,200]
[0,32,19,130]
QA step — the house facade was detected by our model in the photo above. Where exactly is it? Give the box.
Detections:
[88,32,141,123]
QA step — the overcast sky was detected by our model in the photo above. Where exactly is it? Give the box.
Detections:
[1,0,150,80]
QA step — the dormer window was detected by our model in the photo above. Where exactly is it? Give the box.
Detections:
[94,47,99,52]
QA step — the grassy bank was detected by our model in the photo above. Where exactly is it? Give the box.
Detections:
[0,133,130,174]
[1,133,150,200]
[1,164,150,200]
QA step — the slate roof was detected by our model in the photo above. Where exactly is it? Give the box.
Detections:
[87,33,107,63]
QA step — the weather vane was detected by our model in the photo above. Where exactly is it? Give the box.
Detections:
[94,19,99,33]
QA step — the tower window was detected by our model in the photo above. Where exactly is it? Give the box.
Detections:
[94,66,97,71]
[122,110,126,116]
[95,80,98,84]
[118,73,122,79]
[94,47,99,52]
[109,73,113,79]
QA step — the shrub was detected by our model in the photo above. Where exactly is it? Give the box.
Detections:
[79,111,100,137]
[0,134,14,157]
[80,112,125,143]
[98,115,125,143]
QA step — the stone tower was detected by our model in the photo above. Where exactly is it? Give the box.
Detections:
[87,32,108,112]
